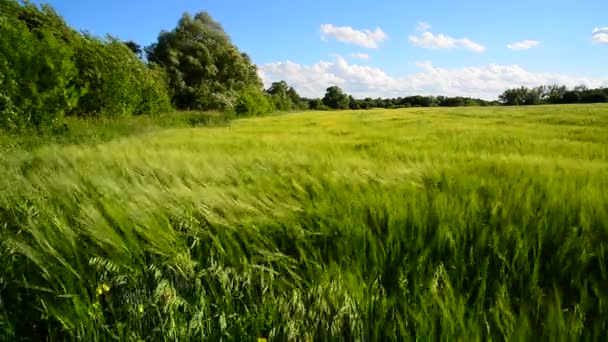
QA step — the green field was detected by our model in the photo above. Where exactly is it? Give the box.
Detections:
[1,104,608,340]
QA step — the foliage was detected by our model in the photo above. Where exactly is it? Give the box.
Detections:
[146,11,262,110]
[308,93,497,110]
[235,87,274,117]
[500,85,608,105]
[322,86,350,109]
[265,81,303,111]
[138,64,173,114]
[0,0,80,129]
[1,104,608,340]
[73,35,172,116]
[0,0,173,130]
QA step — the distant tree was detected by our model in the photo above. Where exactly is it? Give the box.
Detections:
[308,98,323,110]
[562,90,581,104]
[146,11,262,110]
[580,89,608,103]
[322,86,349,109]
[348,95,360,109]
[499,87,528,105]
[546,85,567,104]
[266,80,301,111]
[524,88,541,105]
[287,87,302,105]
[439,97,465,107]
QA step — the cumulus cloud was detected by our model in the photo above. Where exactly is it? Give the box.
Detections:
[507,40,540,50]
[320,24,388,48]
[409,25,486,52]
[592,28,608,44]
[259,56,608,100]
[350,53,370,60]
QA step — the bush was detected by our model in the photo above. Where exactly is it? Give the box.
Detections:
[235,88,274,117]
[137,64,172,115]
[0,3,80,129]
[0,1,173,129]
[193,84,238,112]
[73,36,172,117]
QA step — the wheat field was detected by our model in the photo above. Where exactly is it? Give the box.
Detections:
[1,104,608,340]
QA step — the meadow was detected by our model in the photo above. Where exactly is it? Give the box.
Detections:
[1,104,608,340]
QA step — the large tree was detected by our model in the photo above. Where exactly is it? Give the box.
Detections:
[146,11,262,110]
[322,86,349,110]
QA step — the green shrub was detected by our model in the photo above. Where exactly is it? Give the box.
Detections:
[235,87,274,117]
[74,36,172,117]
[138,64,172,115]
[0,3,80,130]
[0,0,172,128]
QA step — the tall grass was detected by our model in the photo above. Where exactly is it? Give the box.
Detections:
[1,104,608,340]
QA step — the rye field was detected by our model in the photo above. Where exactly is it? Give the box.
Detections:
[1,104,608,340]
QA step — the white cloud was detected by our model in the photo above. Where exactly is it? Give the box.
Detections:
[507,40,541,50]
[409,25,486,52]
[459,38,487,53]
[592,27,608,44]
[259,56,608,100]
[350,53,370,60]
[320,24,388,48]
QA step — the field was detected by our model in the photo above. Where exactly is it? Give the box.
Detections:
[1,104,608,340]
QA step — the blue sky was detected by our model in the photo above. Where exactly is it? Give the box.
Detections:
[34,0,608,99]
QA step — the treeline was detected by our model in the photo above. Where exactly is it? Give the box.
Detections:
[499,85,608,105]
[304,85,498,110]
[0,0,277,131]
[303,84,608,111]
[2,1,607,132]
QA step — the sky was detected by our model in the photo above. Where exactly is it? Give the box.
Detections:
[33,0,608,100]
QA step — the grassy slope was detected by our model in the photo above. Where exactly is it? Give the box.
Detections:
[1,104,608,340]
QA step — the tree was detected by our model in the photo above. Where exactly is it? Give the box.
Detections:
[322,86,349,109]
[562,90,581,104]
[308,98,323,110]
[348,95,360,109]
[266,80,301,111]
[499,87,528,105]
[146,11,262,110]
[546,85,567,104]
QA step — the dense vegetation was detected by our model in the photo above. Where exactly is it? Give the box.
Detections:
[499,85,608,105]
[305,84,608,110]
[0,0,174,130]
[0,0,274,131]
[1,104,607,340]
[312,86,499,110]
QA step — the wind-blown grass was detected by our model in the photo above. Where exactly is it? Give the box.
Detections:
[1,104,608,340]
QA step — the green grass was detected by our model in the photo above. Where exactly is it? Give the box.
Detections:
[1,104,608,340]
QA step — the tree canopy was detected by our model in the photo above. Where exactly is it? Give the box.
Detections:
[322,86,350,110]
[146,12,262,110]
[265,80,303,111]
